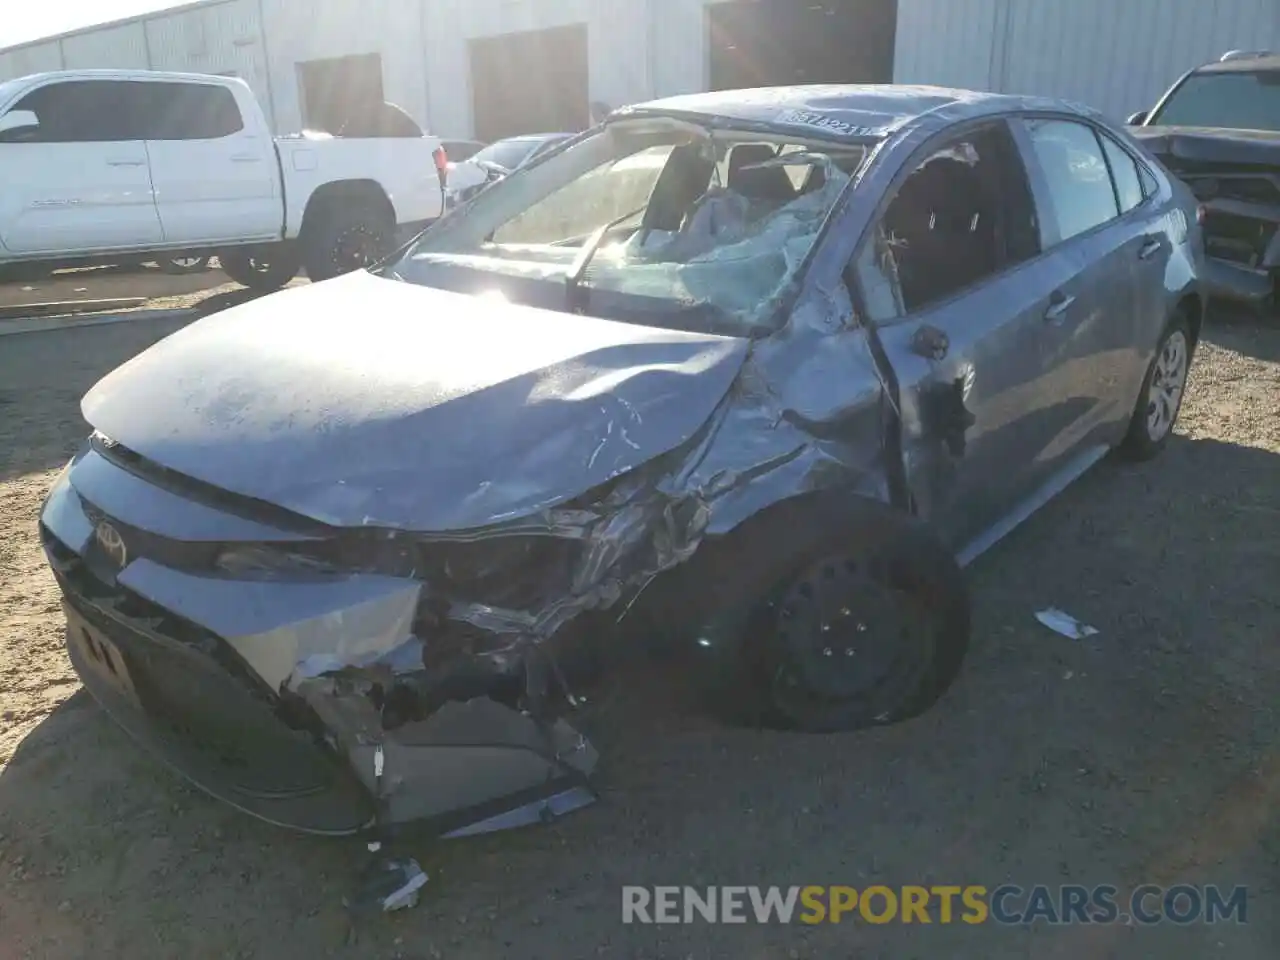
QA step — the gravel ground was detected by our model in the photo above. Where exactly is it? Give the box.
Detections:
[0,309,1278,959]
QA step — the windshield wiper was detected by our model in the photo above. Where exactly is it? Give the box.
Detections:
[564,204,648,314]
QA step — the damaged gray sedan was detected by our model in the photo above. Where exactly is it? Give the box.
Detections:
[41,85,1203,838]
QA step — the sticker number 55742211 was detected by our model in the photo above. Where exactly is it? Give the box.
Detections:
[775,109,884,138]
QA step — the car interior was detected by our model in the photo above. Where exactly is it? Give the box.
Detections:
[879,125,1040,313]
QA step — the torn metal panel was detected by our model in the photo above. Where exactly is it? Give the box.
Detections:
[1131,126,1280,302]
[296,683,597,827]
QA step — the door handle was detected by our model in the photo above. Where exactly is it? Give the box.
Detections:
[1139,237,1162,260]
[231,153,261,163]
[1044,290,1076,323]
[107,158,146,167]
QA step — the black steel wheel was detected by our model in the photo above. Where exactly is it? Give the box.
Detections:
[302,203,393,283]
[691,498,970,733]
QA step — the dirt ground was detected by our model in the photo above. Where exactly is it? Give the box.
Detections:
[0,308,1278,959]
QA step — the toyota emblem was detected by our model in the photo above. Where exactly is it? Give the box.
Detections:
[94,522,128,569]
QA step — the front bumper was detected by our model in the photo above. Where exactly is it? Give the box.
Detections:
[40,450,597,836]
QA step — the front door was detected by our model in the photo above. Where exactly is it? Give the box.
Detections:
[851,120,1066,552]
[0,78,163,255]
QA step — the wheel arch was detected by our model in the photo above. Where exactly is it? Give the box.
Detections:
[297,179,395,242]
[641,489,956,637]
[1177,291,1203,348]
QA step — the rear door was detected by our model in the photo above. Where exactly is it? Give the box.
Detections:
[850,119,1069,552]
[1012,116,1146,465]
[0,78,163,254]
[1097,130,1172,394]
[143,80,280,245]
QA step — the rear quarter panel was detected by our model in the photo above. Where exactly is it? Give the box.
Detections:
[275,136,445,236]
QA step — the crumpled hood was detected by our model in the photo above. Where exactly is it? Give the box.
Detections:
[1130,124,1280,167]
[82,271,749,532]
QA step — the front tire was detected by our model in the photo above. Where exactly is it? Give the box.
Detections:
[1118,310,1193,461]
[218,246,300,293]
[693,500,971,733]
[301,201,394,283]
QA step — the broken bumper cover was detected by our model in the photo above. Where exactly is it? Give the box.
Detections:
[40,456,598,837]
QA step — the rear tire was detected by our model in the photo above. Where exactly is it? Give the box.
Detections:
[1118,309,1193,461]
[218,246,300,293]
[301,201,394,283]
[692,499,971,733]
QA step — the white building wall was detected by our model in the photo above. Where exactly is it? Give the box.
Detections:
[6,0,1280,139]
[258,0,430,134]
[145,0,275,127]
[895,0,1280,120]
[59,22,150,70]
[0,41,63,80]
[422,0,657,139]
[893,0,1002,91]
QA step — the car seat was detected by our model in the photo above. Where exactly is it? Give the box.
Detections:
[727,144,798,211]
[885,156,996,311]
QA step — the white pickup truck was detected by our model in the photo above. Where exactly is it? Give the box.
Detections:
[0,69,447,290]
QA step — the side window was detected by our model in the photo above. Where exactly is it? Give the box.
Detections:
[854,121,1041,319]
[1025,118,1119,242]
[1138,163,1159,200]
[8,80,151,142]
[149,83,245,140]
[1098,132,1144,213]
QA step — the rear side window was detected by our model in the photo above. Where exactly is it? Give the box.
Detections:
[148,82,244,140]
[1098,132,1144,213]
[1025,118,1119,242]
[8,80,152,142]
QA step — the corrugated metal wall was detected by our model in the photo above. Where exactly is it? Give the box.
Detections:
[895,0,1280,120]
[59,23,150,71]
[421,0,653,139]
[0,40,64,79]
[260,0,430,133]
[144,0,274,127]
[9,0,1279,136]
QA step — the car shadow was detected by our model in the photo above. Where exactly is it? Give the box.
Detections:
[1,432,1278,957]
[1206,302,1280,362]
[191,287,270,318]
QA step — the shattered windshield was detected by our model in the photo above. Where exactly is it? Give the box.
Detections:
[391,119,870,334]
[1151,70,1280,131]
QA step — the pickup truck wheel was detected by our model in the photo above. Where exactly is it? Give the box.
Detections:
[302,203,393,283]
[157,255,210,275]
[692,500,971,733]
[219,247,300,292]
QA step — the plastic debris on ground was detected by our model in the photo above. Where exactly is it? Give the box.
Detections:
[345,853,429,919]
[1035,608,1100,640]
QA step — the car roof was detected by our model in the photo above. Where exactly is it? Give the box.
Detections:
[614,84,1090,141]
[1195,54,1280,73]
[500,133,573,144]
